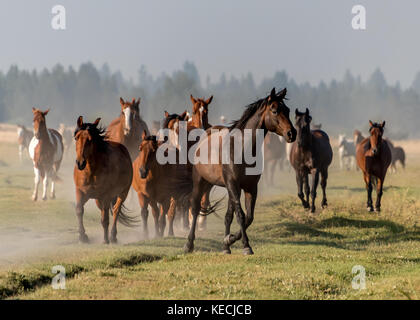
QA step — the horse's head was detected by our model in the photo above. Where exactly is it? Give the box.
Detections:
[74,116,101,170]
[138,130,158,179]
[163,111,188,148]
[368,120,385,156]
[294,108,312,148]
[32,108,49,139]
[120,97,140,136]
[262,88,296,143]
[190,94,213,128]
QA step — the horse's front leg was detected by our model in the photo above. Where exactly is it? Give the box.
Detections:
[222,199,234,254]
[320,168,329,208]
[32,167,41,201]
[149,201,160,238]
[137,192,149,239]
[41,170,50,201]
[310,169,320,213]
[167,198,177,237]
[96,200,110,244]
[75,191,89,243]
[363,173,373,212]
[296,171,308,208]
[375,177,384,212]
[110,197,123,243]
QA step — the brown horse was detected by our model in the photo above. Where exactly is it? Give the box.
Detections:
[290,108,333,213]
[353,130,365,147]
[73,116,136,243]
[29,108,64,201]
[356,121,392,212]
[132,131,190,238]
[263,132,286,186]
[17,124,33,162]
[178,88,296,255]
[391,146,406,172]
[106,97,150,160]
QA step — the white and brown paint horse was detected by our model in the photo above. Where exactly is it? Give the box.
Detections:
[29,108,64,201]
[106,97,150,161]
[17,125,33,162]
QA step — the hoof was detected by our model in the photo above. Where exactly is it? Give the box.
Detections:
[79,234,89,243]
[367,206,374,212]
[42,196,47,201]
[50,194,56,200]
[31,195,37,201]
[303,202,310,209]
[223,249,232,254]
[103,239,110,245]
[243,247,254,255]
[223,234,236,246]
[375,207,381,213]
[311,206,316,213]
[321,201,328,209]
[110,237,117,244]
[183,242,194,253]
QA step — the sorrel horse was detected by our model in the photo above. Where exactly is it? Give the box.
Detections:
[132,131,189,238]
[178,88,296,255]
[356,121,392,212]
[290,108,333,213]
[263,132,286,186]
[73,116,137,243]
[29,108,63,201]
[17,124,33,162]
[106,97,150,160]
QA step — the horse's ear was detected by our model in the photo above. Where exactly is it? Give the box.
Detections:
[369,120,374,127]
[136,98,141,106]
[268,88,276,102]
[180,110,188,120]
[141,130,147,141]
[295,108,299,116]
[93,118,101,127]
[164,111,169,118]
[120,97,125,109]
[43,109,50,116]
[381,121,386,128]
[205,95,213,105]
[305,108,309,115]
[277,88,287,100]
[32,107,37,114]
[77,116,84,128]
[190,94,196,104]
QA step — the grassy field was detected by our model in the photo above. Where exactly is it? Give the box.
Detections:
[0,140,419,300]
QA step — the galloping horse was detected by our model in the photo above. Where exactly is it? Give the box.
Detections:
[74,116,136,243]
[179,88,296,255]
[356,121,392,212]
[132,131,189,238]
[263,132,286,186]
[106,97,149,160]
[17,125,33,162]
[29,108,63,201]
[290,108,333,213]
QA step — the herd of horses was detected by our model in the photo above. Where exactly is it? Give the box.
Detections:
[14,87,406,254]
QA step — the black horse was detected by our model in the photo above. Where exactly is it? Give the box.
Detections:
[290,108,333,213]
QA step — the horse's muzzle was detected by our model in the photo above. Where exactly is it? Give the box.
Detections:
[76,159,87,170]
[286,128,297,143]
[139,167,148,179]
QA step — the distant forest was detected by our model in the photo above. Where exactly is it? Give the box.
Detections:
[1,61,419,138]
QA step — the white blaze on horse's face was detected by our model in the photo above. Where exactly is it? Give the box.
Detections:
[123,107,132,136]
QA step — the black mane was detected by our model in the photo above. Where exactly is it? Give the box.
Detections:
[162,113,183,129]
[74,123,108,149]
[229,97,268,130]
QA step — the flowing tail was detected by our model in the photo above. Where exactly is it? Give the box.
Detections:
[111,201,140,228]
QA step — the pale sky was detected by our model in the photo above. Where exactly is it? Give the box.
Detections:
[0,0,419,87]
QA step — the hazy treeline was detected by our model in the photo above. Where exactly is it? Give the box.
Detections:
[1,61,419,138]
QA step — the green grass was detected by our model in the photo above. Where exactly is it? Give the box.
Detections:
[0,142,419,300]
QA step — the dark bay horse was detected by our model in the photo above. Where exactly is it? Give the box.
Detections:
[29,108,63,201]
[106,97,150,160]
[290,108,333,213]
[391,146,406,172]
[263,132,286,186]
[356,121,392,212]
[179,88,296,255]
[74,116,136,243]
[132,131,189,238]
[17,124,33,162]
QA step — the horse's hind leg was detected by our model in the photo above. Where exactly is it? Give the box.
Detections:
[310,169,320,213]
[375,177,384,212]
[110,197,124,243]
[363,173,374,212]
[320,169,329,208]
[75,191,89,243]
[222,199,234,254]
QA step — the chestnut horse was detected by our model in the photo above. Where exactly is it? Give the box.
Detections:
[263,132,286,186]
[290,108,333,213]
[132,132,191,238]
[29,108,63,201]
[106,97,150,160]
[179,88,296,255]
[356,121,392,212]
[17,124,33,162]
[73,116,137,243]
